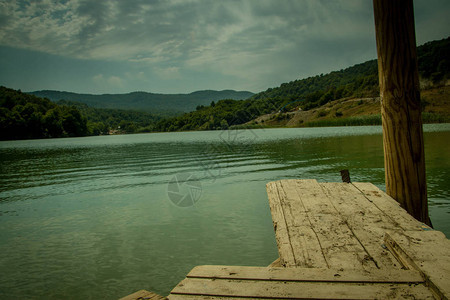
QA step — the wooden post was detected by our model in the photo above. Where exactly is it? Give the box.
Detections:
[373,0,430,225]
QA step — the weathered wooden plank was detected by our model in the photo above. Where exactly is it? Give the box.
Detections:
[319,182,404,269]
[290,179,335,215]
[287,225,328,268]
[170,278,435,299]
[352,182,428,231]
[306,213,375,270]
[278,179,308,214]
[269,179,380,269]
[267,180,330,268]
[266,181,296,267]
[268,180,329,268]
[169,296,251,300]
[270,180,311,228]
[277,180,330,268]
[320,182,398,230]
[292,180,376,270]
[268,257,281,267]
[186,265,424,284]
[119,289,167,300]
[385,231,450,300]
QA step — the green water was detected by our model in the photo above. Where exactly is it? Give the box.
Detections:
[0,125,449,299]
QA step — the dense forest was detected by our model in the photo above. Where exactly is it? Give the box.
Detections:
[155,37,449,132]
[56,100,167,135]
[0,87,169,140]
[0,87,88,140]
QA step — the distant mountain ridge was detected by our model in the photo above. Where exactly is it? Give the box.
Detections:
[28,89,254,113]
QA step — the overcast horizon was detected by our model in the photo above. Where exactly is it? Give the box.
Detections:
[0,0,449,95]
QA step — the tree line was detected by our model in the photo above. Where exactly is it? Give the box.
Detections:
[56,100,167,135]
[0,87,167,140]
[0,87,88,140]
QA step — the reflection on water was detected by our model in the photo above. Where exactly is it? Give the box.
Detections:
[0,124,449,299]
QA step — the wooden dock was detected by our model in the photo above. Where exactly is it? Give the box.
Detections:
[121,179,449,299]
[164,179,449,299]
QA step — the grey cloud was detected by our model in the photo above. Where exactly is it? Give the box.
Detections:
[0,0,448,93]
[414,0,450,44]
[0,0,376,62]
[76,1,112,41]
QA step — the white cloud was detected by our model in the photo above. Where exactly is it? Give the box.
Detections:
[92,74,104,82]
[155,66,181,80]
[92,74,124,92]
[0,0,448,93]
[1,0,368,62]
[108,75,123,86]
[125,71,146,81]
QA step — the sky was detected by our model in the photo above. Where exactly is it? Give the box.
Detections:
[0,0,449,95]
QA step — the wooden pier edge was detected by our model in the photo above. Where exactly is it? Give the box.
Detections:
[119,289,167,300]
[169,265,435,299]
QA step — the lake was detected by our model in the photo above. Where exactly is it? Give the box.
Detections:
[1,125,449,299]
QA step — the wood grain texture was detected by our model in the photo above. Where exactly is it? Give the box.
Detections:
[119,290,167,300]
[170,277,434,299]
[352,182,429,231]
[385,231,450,300]
[266,181,296,267]
[268,179,373,269]
[320,182,403,269]
[186,265,424,283]
[373,0,429,225]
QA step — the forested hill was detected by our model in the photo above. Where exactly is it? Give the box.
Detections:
[252,37,449,104]
[28,90,254,113]
[251,59,378,105]
[0,87,167,140]
[154,37,449,132]
[0,86,88,140]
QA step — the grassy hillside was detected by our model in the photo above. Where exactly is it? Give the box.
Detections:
[29,90,254,113]
[251,85,450,128]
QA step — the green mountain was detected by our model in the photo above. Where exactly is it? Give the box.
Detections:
[28,90,254,113]
[155,37,449,132]
[0,87,172,140]
[253,37,449,108]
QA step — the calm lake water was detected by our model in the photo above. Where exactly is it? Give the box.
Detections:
[1,125,449,299]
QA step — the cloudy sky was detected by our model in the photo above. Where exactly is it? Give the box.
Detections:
[0,0,449,94]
